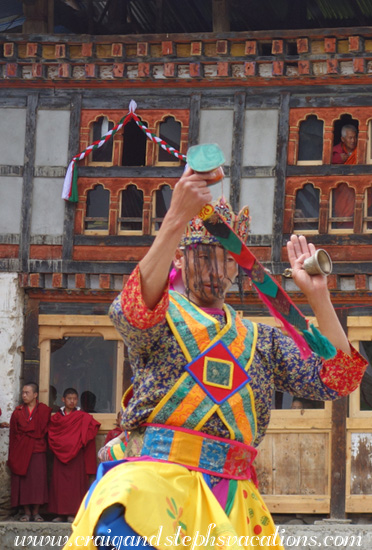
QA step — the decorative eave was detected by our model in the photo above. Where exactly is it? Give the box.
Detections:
[1,28,372,86]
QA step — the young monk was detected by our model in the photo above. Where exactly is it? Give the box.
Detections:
[64,165,367,549]
[8,382,51,522]
[48,387,100,522]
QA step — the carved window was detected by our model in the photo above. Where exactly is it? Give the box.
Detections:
[157,117,181,164]
[91,116,114,164]
[85,184,110,233]
[356,342,372,411]
[297,116,324,165]
[363,187,372,232]
[122,118,147,166]
[367,121,372,165]
[329,182,355,232]
[118,185,144,234]
[273,391,324,410]
[151,184,172,233]
[39,316,132,431]
[293,184,320,232]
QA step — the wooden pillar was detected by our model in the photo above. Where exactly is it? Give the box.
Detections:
[330,307,348,518]
[19,92,38,273]
[62,93,82,263]
[212,0,230,32]
[23,0,50,34]
[156,0,164,33]
[272,92,290,263]
[230,91,246,212]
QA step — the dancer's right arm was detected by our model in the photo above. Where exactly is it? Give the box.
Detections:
[138,167,214,310]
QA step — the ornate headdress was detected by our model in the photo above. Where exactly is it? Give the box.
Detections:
[180,198,251,247]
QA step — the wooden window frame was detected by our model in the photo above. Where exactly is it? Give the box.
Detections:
[292,185,320,235]
[348,318,372,421]
[345,317,372,513]
[328,186,354,235]
[363,188,372,233]
[117,186,144,236]
[296,160,323,166]
[296,116,324,166]
[38,315,124,432]
[84,185,110,236]
[150,185,172,235]
[88,116,115,167]
[154,117,182,168]
[367,121,372,165]
[293,217,320,235]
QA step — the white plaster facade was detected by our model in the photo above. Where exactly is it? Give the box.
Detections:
[0,274,24,516]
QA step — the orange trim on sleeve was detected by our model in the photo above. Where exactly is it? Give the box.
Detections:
[120,265,170,330]
[320,344,368,397]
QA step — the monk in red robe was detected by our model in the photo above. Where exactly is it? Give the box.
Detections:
[48,387,100,522]
[8,382,51,522]
[332,125,358,164]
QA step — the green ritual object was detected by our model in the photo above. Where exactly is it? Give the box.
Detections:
[187,143,226,173]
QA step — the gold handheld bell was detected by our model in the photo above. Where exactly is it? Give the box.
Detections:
[283,249,332,278]
[303,249,332,276]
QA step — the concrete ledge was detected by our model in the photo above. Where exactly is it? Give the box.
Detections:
[1,522,371,549]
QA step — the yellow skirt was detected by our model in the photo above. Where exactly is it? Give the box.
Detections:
[64,461,284,550]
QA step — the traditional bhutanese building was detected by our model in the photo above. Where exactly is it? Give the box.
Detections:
[1,0,372,521]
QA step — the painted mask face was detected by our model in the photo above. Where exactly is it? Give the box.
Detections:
[181,244,238,308]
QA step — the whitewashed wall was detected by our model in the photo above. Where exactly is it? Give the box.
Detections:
[0,274,24,516]
[0,108,26,165]
[199,109,234,164]
[34,110,70,166]
[243,109,279,166]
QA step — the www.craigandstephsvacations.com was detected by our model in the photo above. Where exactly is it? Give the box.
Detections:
[13,523,364,548]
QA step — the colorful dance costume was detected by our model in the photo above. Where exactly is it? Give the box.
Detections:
[64,261,367,550]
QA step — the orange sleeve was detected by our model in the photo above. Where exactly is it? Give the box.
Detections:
[119,265,170,330]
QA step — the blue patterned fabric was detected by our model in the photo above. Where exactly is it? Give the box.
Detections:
[140,426,254,478]
[109,291,340,447]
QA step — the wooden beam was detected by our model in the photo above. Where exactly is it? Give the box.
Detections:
[187,93,201,148]
[19,92,38,273]
[47,0,54,34]
[156,0,164,33]
[230,91,246,212]
[271,92,290,263]
[212,0,230,32]
[23,0,48,33]
[330,308,348,519]
[62,93,82,264]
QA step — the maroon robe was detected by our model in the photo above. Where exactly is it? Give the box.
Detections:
[8,402,51,507]
[48,409,100,515]
[104,426,123,445]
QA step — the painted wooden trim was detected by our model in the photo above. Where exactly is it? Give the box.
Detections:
[264,495,330,514]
